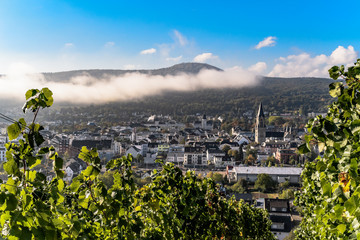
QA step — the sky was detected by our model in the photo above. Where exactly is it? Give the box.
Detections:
[0,0,359,78]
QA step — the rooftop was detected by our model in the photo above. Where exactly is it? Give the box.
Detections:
[231,166,302,175]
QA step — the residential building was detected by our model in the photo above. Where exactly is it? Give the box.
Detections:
[275,149,298,164]
[184,146,206,166]
[227,166,302,184]
[206,148,225,164]
[265,198,293,240]
[166,146,184,164]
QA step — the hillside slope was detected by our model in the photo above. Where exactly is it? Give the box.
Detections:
[41,63,333,117]
[42,62,222,82]
[3,63,333,120]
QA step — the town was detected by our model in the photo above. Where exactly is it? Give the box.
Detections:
[0,102,324,239]
[0,1,357,238]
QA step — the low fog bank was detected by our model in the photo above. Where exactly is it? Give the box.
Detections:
[0,67,260,104]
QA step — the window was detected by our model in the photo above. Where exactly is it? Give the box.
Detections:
[197,156,202,164]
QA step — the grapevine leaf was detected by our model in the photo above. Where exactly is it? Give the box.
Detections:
[298,143,310,154]
[7,122,21,140]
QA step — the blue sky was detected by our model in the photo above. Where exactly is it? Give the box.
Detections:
[0,0,359,77]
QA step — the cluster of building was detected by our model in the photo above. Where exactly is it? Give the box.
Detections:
[0,104,311,239]
[43,114,245,177]
[0,104,307,184]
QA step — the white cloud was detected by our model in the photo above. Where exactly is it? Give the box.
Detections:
[166,55,183,62]
[173,30,188,46]
[140,48,156,55]
[0,62,46,100]
[329,45,357,65]
[268,45,358,77]
[105,42,115,47]
[0,63,259,104]
[248,62,267,74]
[123,64,136,70]
[255,36,276,50]
[64,43,74,48]
[193,53,218,63]
[156,30,190,59]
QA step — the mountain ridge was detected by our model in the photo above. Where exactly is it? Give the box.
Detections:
[40,62,333,115]
[42,62,223,82]
[0,63,334,117]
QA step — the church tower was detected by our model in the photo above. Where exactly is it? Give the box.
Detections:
[201,114,207,129]
[131,127,137,143]
[255,103,266,143]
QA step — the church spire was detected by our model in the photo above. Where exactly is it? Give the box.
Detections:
[255,102,266,143]
[257,102,265,118]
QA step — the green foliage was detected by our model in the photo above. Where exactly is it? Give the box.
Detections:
[295,59,360,239]
[268,116,286,126]
[0,88,275,239]
[23,87,53,113]
[135,154,144,164]
[133,176,151,187]
[231,178,248,193]
[221,144,231,153]
[206,171,224,183]
[279,189,295,199]
[228,149,241,162]
[98,171,114,189]
[279,180,290,190]
[266,156,276,167]
[254,174,276,192]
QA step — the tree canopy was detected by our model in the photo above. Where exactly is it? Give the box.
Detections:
[254,174,276,193]
[268,116,286,126]
[231,178,248,193]
[206,171,224,183]
[296,59,360,239]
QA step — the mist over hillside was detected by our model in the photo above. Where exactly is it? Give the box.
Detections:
[101,76,332,117]
[41,62,332,115]
[0,63,333,118]
[42,63,223,82]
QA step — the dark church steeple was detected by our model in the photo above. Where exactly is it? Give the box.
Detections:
[257,102,265,119]
[255,102,266,143]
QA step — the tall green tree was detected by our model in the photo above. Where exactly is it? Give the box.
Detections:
[231,178,248,193]
[206,171,224,183]
[295,59,360,239]
[254,174,276,192]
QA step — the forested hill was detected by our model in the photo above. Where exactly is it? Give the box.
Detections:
[48,77,333,123]
[39,63,334,119]
[42,62,222,82]
[103,76,333,117]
